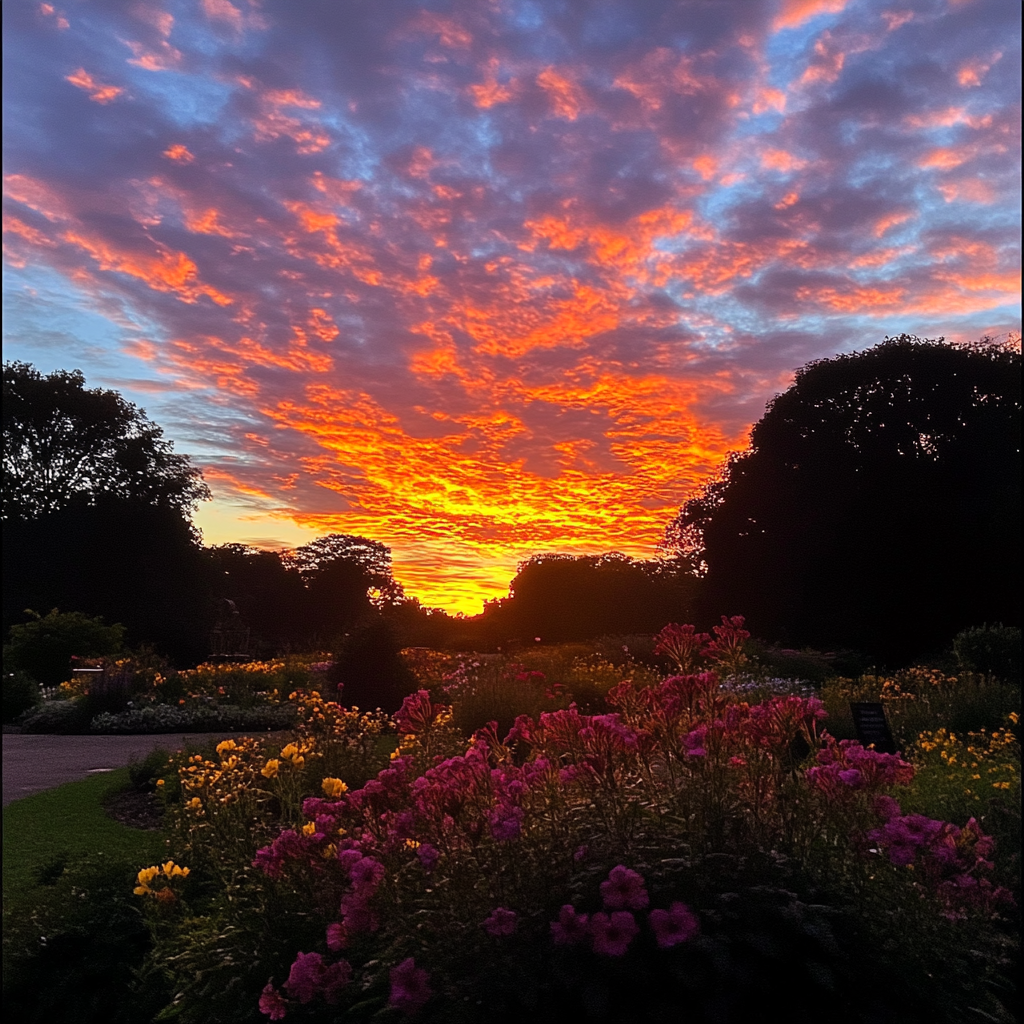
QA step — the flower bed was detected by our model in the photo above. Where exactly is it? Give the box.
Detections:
[135,659,1019,1023]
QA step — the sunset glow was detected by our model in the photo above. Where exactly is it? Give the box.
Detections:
[4,0,1020,612]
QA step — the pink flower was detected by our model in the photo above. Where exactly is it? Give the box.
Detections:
[389,957,432,1015]
[416,843,439,872]
[350,856,385,890]
[550,904,589,945]
[285,951,324,1004]
[600,865,649,910]
[326,922,347,951]
[259,982,288,1020]
[321,960,352,1004]
[483,907,518,937]
[649,903,700,948]
[489,805,524,841]
[590,911,639,956]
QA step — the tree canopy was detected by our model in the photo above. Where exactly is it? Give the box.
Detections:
[664,336,1021,662]
[2,361,209,521]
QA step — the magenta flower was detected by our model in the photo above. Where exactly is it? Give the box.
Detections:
[649,902,700,948]
[326,922,347,951]
[321,960,353,1004]
[483,907,519,937]
[416,843,439,872]
[489,805,524,841]
[350,856,385,889]
[285,951,324,1004]
[258,982,288,1020]
[389,957,432,1015]
[550,904,590,945]
[600,865,650,910]
[590,911,639,956]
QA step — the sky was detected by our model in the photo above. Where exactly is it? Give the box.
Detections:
[3,0,1020,613]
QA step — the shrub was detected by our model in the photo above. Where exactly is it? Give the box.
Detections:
[3,609,125,687]
[90,703,297,734]
[3,669,41,723]
[18,698,93,734]
[330,618,417,712]
[953,623,1022,681]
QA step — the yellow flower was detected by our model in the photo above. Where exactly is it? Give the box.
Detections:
[261,759,280,779]
[321,778,348,797]
[280,743,299,760]
[187,797,202,811]
[302,821,317,836]
[156,779,165,787]
[993,781,1011,790]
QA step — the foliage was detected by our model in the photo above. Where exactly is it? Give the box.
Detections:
[90,703,298,734]
[953,623,1022,680]
[3,608,125,687]
[821,668,1021,749]
[3,669,41,723]
[17,697,95,734]
[2,361,209,522]
[135,673,1017,1023]
[329,618,417,713]
[665,336,1022,662]
[480,552,698,643]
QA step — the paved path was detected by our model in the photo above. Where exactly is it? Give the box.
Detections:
[2,733,255,806]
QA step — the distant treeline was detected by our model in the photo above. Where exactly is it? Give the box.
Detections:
[3,335,1020,667]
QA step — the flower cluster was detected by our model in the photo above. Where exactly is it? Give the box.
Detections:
[134,860,190,902]
[867,798,1012,914]
[913,720,1019,797]
[806,737,915,798]
[551,866,699,956]
[655,617,751,675]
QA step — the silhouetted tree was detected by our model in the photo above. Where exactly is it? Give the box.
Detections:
[664,336,1021,663]
[2,363,211,663]
[483,552,698,643]
[282,533,404,646]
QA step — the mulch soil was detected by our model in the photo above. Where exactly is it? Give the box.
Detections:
[103,788,165,831]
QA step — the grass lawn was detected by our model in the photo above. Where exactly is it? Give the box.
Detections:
[3,768,165,903]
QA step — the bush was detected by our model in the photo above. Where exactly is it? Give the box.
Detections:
[18,698,93,734]
[329,618,416,712]
[954,624,1022,681]
[3,669,41,723]
[90,703,297,734]
[3,857,171,1024]
[3,609,125,687]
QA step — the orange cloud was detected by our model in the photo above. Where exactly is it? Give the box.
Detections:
[38,3,69,29]
[65,68,123,103]
[537,68,585,120]
[958,52,1001,87]
[163,144,195,163]
[873,211,913,236]
[760,149,807,172]
[774,0,848,32]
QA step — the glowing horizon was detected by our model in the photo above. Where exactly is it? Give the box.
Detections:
[4,0,1020,614]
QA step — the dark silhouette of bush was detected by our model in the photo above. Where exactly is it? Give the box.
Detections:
[329,617,416,713]
[953,623,1022,681]
[3,609,125,687]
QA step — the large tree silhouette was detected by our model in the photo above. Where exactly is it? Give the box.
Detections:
[664,337,1021,663]
[3,362,211,662]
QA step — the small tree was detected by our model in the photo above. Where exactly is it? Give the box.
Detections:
[4,609,125,687]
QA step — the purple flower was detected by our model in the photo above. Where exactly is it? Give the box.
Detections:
[416,843,440,872]
[389,957,432,1015]
[483,907,519,937]
[326,922,347,951]
[873,795,902,821]
[350,856,385,890]
[590,911,639,956]
[285,952,324,1004]
[321,960,352,1004]
[489,805,524,841]
[550,904,589,945]
[649,903,700,948]
[683,726,708,757]
[600,865,649,910]
[259,982,288,1020]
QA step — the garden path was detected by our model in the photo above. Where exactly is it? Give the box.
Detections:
[2,732,253,806]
